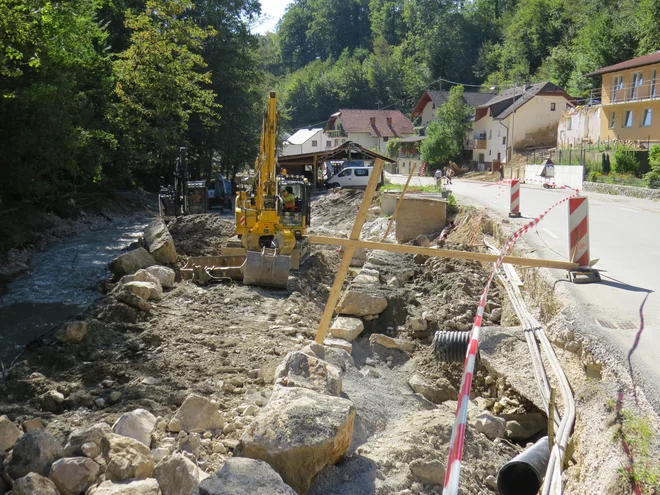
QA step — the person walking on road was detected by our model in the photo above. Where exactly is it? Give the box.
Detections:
[499,166,504,181]
[445,167,454,185]
[434,168,443,188]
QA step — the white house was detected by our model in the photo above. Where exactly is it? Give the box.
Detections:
[324,109,415,154]
[557,106,603,148]
[472,82,575,169]
[280,128,324,156]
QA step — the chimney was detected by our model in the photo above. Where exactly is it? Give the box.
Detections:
[370,117,376,126]
[386,117,392,126]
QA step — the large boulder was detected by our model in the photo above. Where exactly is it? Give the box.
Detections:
[473,412,506,440]
[144,219,177,264]
[8,429,63,479]
[409,458,445,486]
[101,433,155,481]
[121,269,163,299]
[109,248,156,278]
[153,454,207,495]
[12,473,60,495]
[369,333,415,353]
[0,415,21,451]
[408,374,458,404]
[199,457,296,495]
[64,422,111,457]
[329,317,364,342]
[88,479,161,495]
[168,395,224,433]
[145,266,176,289]
[112,409,157,447]
[54,321,88,344]
[500,412,547,440]
[123,281,160,302]
[49,457,100,495]
[274,351,342,396]
[116,290,153,313]
[336,291,387,317]
[237,386,355,494]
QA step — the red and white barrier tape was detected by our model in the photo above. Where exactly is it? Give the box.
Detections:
[442,189,579,495]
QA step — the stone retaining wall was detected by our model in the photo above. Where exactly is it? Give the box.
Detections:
[582,182,660,200]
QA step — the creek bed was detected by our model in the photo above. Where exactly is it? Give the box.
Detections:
[0,216,150,364]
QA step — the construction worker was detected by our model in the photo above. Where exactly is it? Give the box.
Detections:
[434,167,443,187]
[281,186,296,211]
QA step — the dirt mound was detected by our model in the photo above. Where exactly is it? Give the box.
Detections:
[167,214,235,257]
[310,190,379,235]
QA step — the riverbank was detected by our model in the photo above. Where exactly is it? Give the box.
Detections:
[0,191,157,296]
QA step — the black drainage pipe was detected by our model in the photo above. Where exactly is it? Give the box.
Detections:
[433,331,471,363]
[497,436,550,495]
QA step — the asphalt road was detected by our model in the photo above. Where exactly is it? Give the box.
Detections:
[388,174,660,411]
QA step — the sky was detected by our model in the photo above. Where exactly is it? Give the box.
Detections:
[253,0,292,34]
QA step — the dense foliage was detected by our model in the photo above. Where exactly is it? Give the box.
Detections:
[272,0,660,129]
[0,0,262,202]
[3,0,659,202]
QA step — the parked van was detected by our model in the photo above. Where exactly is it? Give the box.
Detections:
[326,166,384,190]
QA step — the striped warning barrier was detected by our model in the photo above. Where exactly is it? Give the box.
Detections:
[509,179,521,218]
[443,189,579,495]
[569,196,589,267]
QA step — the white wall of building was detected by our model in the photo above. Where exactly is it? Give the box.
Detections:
[421,102,436,126]
[281,129,324,156]
[557,107,602,148]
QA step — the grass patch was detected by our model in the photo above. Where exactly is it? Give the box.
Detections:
[607,402,660,494]
[380,183,440,193]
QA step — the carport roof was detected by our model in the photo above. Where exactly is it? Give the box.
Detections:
[277,140,395,167]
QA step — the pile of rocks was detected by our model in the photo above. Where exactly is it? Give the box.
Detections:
[0,388,279,495]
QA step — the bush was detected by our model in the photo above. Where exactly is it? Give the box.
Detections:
[588,171,601,182]
[644,169,660,188]
[612,150,640,174]
[601,153,611,175]
[447,194,458,216]
[650,144,660,167]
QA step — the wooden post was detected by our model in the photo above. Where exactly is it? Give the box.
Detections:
[383,164,416,240]
[312,155,318,192]
[548,387,557,451]
[314,159,384,344]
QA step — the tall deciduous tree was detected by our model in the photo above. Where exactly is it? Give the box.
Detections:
[421,86,473,167]
[111,0,217,185]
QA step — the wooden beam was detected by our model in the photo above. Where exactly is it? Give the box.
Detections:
[308,235,580,271]
[314,159,384,344]
[383,163,416,240]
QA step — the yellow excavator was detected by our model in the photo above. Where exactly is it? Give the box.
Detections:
[232,91,311,287]
[180,91,310,288]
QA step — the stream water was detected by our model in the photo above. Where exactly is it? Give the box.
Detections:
[0,216,151,365]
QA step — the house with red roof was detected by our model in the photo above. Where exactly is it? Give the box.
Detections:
[323,109,415,154]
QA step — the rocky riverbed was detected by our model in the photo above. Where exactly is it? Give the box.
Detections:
[0,190,582,495]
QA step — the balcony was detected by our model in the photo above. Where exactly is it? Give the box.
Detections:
[475,139,487,149]
[590,79,659,106]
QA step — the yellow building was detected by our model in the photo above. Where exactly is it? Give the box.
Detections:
[585,51,660,146]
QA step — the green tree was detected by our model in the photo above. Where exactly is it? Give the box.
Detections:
[420,85,473,167]
[111,0,218,186]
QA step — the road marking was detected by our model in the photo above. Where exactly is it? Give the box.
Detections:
[542,228,559,239]
[620,207,640,213]
[591,201,603,205]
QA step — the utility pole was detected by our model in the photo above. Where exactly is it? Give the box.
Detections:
[510,85,516,180]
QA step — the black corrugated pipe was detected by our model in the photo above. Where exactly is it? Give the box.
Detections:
[433,331,471,363]
[497,436,550,495]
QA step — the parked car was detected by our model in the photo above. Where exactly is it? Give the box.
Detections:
[325,166,384,190]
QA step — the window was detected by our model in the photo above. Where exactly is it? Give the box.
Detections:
[334,139,339,146]
[652,70,657,97]
[623,110,633,127]
[383,137,389,142]
[642,108,652,127]
[354,168,369,177]
[551,103,556,111]
[567,117,572,131]
[609,112,615,129]
[631,72,643,99]
[338,169,352,177]
[488,130,492,139]
[502,137,506,145]
[326,140,331,148]
[612,75,624,102]
[497,152,501,160]
[311,140,318,147]
[488,150,491,156]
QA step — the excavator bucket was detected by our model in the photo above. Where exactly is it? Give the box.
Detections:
[243,248,291,288]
